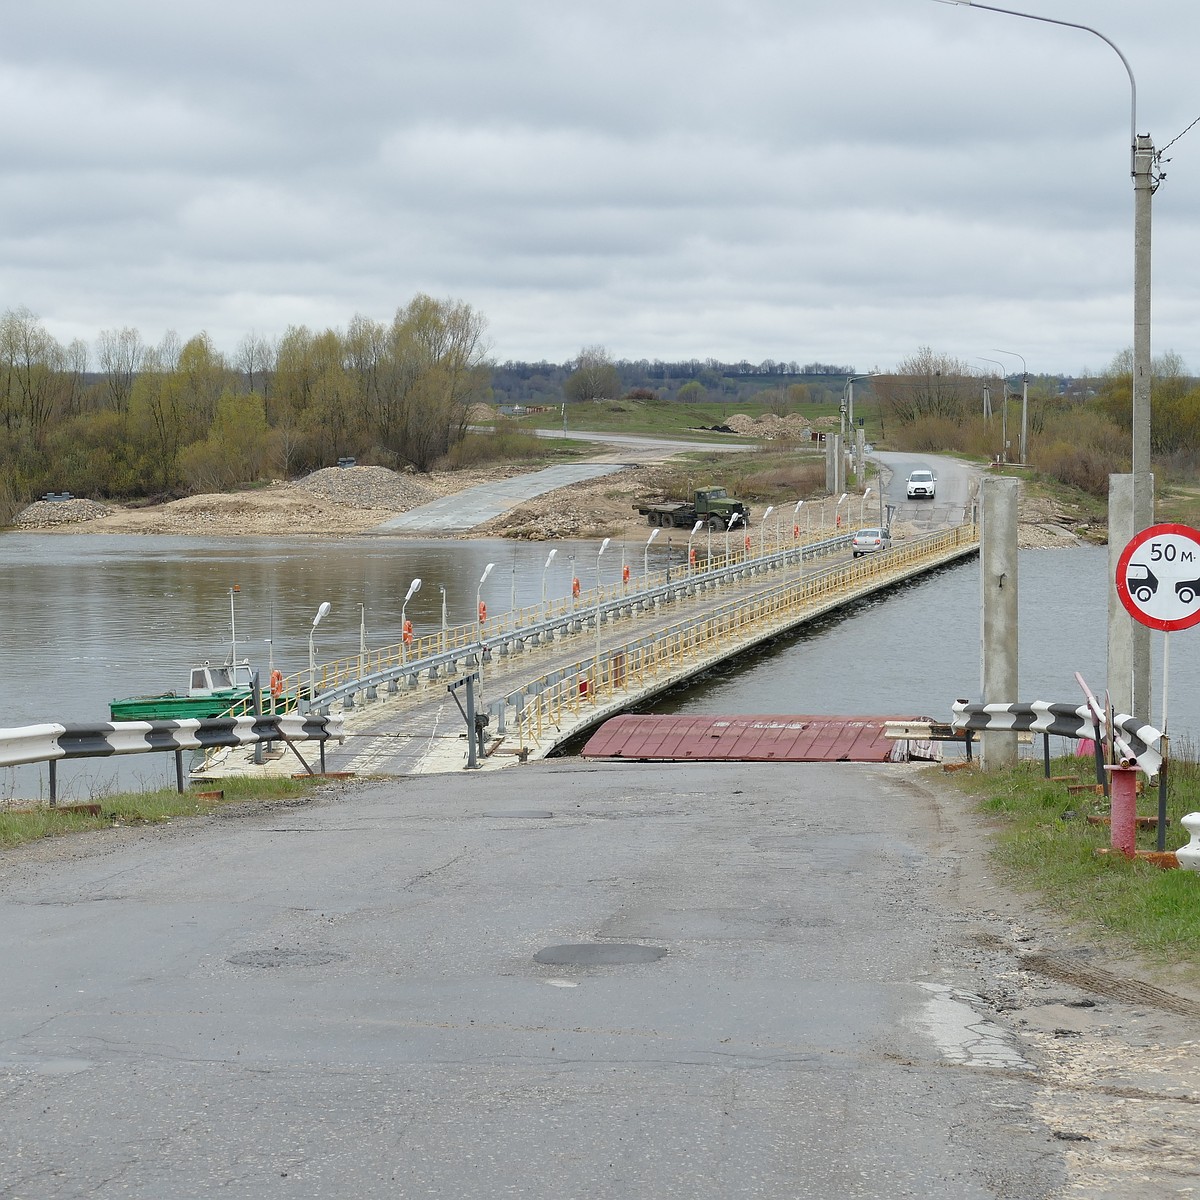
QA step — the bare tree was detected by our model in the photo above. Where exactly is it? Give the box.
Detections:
[565,344,621,403]
[96,327,144,413]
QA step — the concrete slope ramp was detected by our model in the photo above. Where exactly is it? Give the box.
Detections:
[370,462,625,534]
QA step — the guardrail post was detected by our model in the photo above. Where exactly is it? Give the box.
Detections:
[48,760,57,807]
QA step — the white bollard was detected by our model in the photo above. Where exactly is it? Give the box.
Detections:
[1176,813,1200,872]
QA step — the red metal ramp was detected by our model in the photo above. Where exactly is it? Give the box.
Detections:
[581,714,935,763]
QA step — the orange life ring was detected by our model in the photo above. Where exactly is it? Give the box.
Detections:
[744,534,752,552]
[622,564,630,583]
[478,600,487,622]
[269,669,284,698]
[689,547,696,565]
[403,619,413,646]
[572,577,580,598]
[793,523,799,539]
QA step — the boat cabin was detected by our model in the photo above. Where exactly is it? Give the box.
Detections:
[190,660,255,696]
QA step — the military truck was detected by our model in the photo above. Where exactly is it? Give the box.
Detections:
[633,486,751,530]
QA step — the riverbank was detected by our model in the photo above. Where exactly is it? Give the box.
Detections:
[10,457,1086,547]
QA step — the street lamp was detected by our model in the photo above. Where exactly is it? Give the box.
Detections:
[541,547,557,618]
[401,577,422,663]
[308,600,330,706]
[843,374,875,440]
[476,562,494,644]
[644,527,660,586]
[935,0,1154,721]
[725,512,744,564]
[594,537,611,688]
[859,487,872,526]
[439,585,448,652]
[978,357,1010,462]
[993,348,1028,464]
[833,492,848,532]
[759,504,775,561]
[687,519,704,576]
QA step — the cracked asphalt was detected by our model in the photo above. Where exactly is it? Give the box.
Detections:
[3,760,1196,1197]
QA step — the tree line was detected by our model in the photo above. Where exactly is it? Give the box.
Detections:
[0,295,490,507]
[876,345,1200,496]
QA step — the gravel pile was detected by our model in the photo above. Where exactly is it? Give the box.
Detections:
[724,413,815,439]
[293,466,440,511]
[14,498,114,528]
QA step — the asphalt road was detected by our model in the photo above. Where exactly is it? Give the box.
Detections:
[869,451,978,533]
[0,760,1099,1198]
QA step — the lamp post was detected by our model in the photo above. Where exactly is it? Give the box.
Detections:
[993,348,1028,464]
[594,537,611,689]
[725,512,743,564]
[308,601,330,707]
[859,487,872,526]
[759,504,775,562]
[643,527,660,587]
[833,492,848,532]
[541,547,557,619]
[476,562,494,644]
[937,0,1154,719]
[401,577,422,663]
[439,585,448,652]
[843,374,875,444]
[978,357,1010,462]
[687,519,703,577]
[791,499,805,570]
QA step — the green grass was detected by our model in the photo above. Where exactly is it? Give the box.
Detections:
[0,775,321,850]
[946,754,1200,967]
[513,397,868,442]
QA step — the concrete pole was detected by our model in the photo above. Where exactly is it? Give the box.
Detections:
[825,433,842,494]
[855,428,866,488]
[980,476,1019,769]
[1107,472,1153,718]
[1132,135,1153,482]
[1129,134,1155,722]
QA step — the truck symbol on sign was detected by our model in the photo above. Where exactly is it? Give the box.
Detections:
[1174,576,1200,605]
[1126,563,1158,603]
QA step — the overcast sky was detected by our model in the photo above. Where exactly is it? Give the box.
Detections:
[4,0,1199,376]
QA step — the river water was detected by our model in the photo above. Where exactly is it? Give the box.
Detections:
[1,534,1193,799]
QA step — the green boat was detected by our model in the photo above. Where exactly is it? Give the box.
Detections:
[109,660,261,722]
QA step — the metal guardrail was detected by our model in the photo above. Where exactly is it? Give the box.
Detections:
[502,524,979,751]
[0,713,346,804]
[301,532,856,715]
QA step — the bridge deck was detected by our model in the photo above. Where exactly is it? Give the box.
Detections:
[581,713,937,763]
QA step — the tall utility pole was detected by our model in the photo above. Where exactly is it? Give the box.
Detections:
[938,0,1156,722]
[993,349,1028,465]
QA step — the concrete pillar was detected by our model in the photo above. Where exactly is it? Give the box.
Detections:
[825,433,841,494]
[1108,472,1154,720]
[980,476,1019,769]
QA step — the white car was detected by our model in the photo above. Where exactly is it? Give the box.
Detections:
[851,528,892,557]
[906,469,937,499]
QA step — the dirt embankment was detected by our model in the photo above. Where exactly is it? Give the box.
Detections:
[10,461,681,542]
[11,457,1091,546]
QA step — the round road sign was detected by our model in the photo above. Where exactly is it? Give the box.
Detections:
[1115,523,1200,631]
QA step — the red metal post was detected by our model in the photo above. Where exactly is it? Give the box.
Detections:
[1105,764,1139,857]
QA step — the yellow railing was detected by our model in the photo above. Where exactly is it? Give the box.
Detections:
[512,524,977,751]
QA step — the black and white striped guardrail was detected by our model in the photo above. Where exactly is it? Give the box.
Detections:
[950,700,1162,776]
[0,713,344,769]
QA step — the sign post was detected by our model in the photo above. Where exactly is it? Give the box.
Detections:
[1115,523,1200,848]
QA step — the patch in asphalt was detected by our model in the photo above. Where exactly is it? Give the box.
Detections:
[533,943,667,965]
[228,948,348,969]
